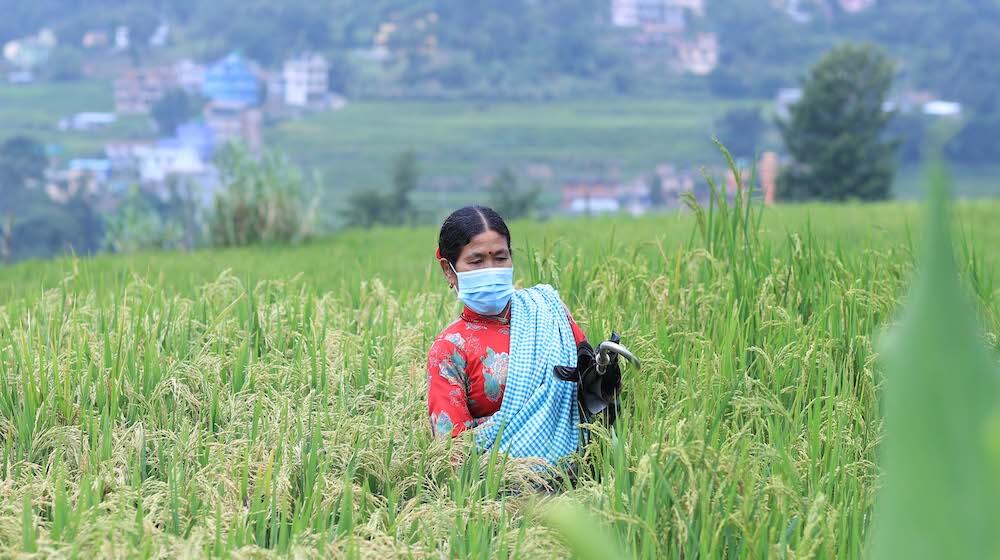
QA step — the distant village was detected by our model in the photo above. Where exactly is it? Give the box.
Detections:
[2,0,963,218]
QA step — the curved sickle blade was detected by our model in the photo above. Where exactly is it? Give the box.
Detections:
[595,340,641,371]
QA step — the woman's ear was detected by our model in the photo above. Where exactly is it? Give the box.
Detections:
[439,258,457,289]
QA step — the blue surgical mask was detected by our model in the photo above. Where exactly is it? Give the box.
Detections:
[451,265,515,316]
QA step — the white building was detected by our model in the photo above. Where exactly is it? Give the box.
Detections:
[282,54,329,107]
[611,0,702,27]
[174,59,205,92]
[135,146,205,182]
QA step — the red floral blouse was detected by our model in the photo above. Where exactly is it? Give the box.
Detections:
[426,302,587,437]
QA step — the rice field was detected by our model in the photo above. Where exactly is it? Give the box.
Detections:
[1,180,999,557]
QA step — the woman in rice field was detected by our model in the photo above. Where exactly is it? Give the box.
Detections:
[426,205,621,465]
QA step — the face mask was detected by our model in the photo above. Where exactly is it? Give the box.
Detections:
[451,265,514,316]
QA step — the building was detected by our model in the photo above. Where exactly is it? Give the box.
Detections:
[282,53,329,107]
[3,29,56,69]
[204,102,262,153]
[174,59,205,93]
[674,32,718,75]
[562,180,650,215]
[611,0,702,28]
[114,67,176,114]
[81,30,109,49]
[923,100,962,118]
[166,121,216,160]
[202,52,261,108]
[134,145,205,183]
[104,141,155,172]
[59,112,117,131]
[775,87,803,120]
[839,0,875,13]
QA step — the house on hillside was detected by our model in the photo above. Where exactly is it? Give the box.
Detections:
[562,180,651,216]
[282,53,329,107]
[838,0,875,13]
[81,30,109,49]
[775,87,803,120]
[175,59,205,93]
[59,112,117,131]
[612,0,698,29]
[114,66,177,114]
[200,53,263,152]
[203,102,262,153]
[202,52,261,108]
[673,32,718,75]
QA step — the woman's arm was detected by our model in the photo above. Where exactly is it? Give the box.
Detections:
[426,339,475,437]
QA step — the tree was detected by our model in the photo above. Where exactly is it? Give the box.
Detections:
[713,107,765,159]
[47,46,84,81]
[777,44,898,201]
[945,116,1000,165]
[648,174,665,208]
[387,150,418,225]
[209,146,318,247]
[488,168,540,220]
[151,89,196,136]
[0,136,47,188]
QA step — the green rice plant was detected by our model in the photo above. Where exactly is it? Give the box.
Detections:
[872,164,1000,559]
[0,149,997,557]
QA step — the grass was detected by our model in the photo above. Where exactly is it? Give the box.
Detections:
[266,97,753,192]
[1,162,999,557]
[0,79,150,157]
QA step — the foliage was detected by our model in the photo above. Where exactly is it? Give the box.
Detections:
[873,165,1000,559]
[45,46,84,81]
[102,185,187,254]
[1,152,998,556]
[150,89,197,136]
[778,44,898,201]
[0,136,47,187]
[945,116,1000,165]
[208,145,318,247]
[0,135,103,262]
[488,167,540,220]
[341,150,420,229]
[712,107,764,159]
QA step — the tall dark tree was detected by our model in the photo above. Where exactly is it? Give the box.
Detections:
[151,89,196,136]
[0,136,47,188]
[488,168,540,220]
[714,107,765,160]
[388,150,419,224]
[778,44,898,201]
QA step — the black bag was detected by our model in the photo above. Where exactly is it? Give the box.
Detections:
[553,338,622,425]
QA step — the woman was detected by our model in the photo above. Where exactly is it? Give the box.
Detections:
[426,205,619,464]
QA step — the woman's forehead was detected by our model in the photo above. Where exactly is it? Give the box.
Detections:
[464,230,509,253]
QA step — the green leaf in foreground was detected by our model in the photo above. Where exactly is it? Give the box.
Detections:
[872,165,1000,559]
[541,501,626,560]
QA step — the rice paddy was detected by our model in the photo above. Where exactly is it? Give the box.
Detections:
[1,176,999,557]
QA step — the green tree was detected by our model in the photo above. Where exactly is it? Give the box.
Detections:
[209,146,318,247]
[387,150,419,224]
[46,46,84,81]
[488,167,540,220]
[713,107,765,159]
[0,136,47,187]
[151,89,196,136]
[648,174,664,208]
[777,44,898,201]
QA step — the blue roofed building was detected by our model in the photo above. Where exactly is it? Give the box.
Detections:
[201,52,260,107]
[157,121,216,161]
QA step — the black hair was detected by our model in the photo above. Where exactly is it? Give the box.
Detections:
[437,205,511,265]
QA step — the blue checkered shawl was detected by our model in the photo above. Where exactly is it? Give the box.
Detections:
[474,284,580,464]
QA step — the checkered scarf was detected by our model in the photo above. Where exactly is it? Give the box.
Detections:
[475,284,580,465]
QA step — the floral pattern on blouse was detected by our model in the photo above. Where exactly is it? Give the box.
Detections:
[426,303,587,438]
